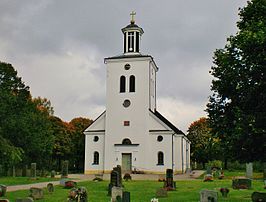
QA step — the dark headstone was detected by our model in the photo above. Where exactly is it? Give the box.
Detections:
[61,160,69,178]
[0,185,7,197]
[200,190,218,202]
[251,192,266,202]
[30,163,37,179]
[29,187,43,200]
[111,170,119,187]
[113,165,122,187]
[232,177,252,189]
[122,191,130,202]
[164,169,175,190]
[15,197,34,202]
[156,188,168,198]
[47,183,54,193]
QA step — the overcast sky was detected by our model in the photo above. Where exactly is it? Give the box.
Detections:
[0,0,247,132]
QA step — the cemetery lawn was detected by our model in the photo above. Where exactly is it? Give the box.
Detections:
[1,179,265,202]
[0,177,60,186]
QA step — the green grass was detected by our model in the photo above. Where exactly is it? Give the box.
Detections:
[0,177,60,186]
[1,179,265,202]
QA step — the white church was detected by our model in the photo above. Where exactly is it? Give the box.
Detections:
[84,13,190,174]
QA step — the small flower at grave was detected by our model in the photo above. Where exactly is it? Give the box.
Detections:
[219,187,229,197]
[204,174,213,182]
[151,198,159,202]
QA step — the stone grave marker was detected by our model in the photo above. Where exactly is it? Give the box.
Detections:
[0,185,7,197]
[60,178,68,186]
[164,169,176,190]
[251,192,266,202]
[113,165,122,187]
[29,187,44,200]
[51,170,56,178]
[15,198,34,202]
[122,191,130,202]
[0,199,9,202]
[108,169,119,196]
[30,163,37,179]
[232,177,252,189]
[112,186,123,202]
[47,183,54,193]
[61,160,69,178]
[206,166,212,175]
[200,190,218,202]
[246,163,253,179]
[155,188,168,198]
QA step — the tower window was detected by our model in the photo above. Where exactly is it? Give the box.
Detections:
[122,138,132,145]
[157,151,164,165]
[93,136,99,142]
[93,151,99,165]
[157,135,163,142]
[120,76,126,93]
[136,32,139,52]
[128,32,134,52]
[124,64,131,70]
[129,75,135,92]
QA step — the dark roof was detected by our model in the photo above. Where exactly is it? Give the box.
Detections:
[126,23,140,28]
[105,54,152,61]
[84,110,106,132]
[150,109,185,135]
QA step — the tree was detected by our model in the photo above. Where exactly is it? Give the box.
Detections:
[206,0,266,163]
[187,117,220,168]
[0,61,54,169]
[69,117,92,172]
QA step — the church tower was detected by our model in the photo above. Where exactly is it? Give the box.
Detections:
[84,13,190,174]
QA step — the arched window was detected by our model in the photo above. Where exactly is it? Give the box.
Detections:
[122,138,132,145]
[129,75,135,92]
[157,151,164,165]
[93,151,99,165]
[120,76,126,93]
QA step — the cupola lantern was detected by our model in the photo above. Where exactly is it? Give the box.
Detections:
[121,11,144,55]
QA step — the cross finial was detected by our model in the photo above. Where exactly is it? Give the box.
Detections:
[130,11,136,24]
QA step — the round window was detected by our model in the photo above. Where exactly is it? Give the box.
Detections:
[124,64,131,70]
[157,135,163,142]
[123,99,131,108]
[93,136,99,142]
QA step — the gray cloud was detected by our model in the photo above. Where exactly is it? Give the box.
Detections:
[0,0,247,131]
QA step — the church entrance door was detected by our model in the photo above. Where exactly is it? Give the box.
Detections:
[122,153,132,173]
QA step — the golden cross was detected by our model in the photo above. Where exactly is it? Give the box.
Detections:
[130,11,136,24]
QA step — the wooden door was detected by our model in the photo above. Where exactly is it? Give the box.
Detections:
[122,153,132,172]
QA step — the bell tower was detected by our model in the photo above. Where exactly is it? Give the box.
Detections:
[122,11,144,55]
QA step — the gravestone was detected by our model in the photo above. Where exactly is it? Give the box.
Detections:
[51,170,56,178]
[60,178,68,186]
[200,190,218,202]
[155,188,168,198]
[111,186,123,202]
[0,185,7,197]
[232,177,252,189]
[251,192,266,202]
[113,165,122,187]
[61,160,69,178]
[29,187,44,200]
[0,199,9,202]
[122,191,130,202]
[47,183,54,193]
[15,198,34,202]
[206,166,212,175]
[164,169,176,190]
[246,163,253,179]
[30,163,37,179]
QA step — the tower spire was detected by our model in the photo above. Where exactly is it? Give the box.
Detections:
[130,11,136,24]
[121,12,144,55]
